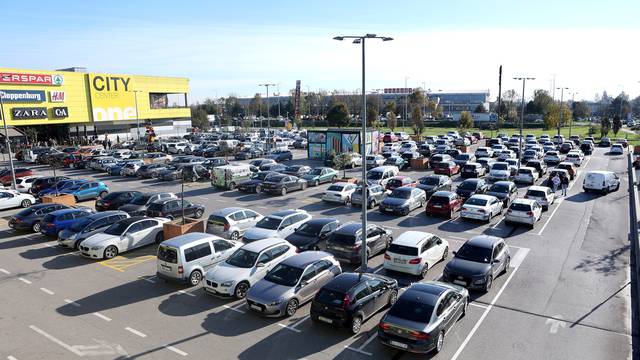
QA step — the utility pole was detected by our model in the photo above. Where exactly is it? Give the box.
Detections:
[497,66,503,131]
[259,83,275,150]
[569,91,578,137]
[404,76,409,131]
[556,87,568,137]
[514,77,535,170]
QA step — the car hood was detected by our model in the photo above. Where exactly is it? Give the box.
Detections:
[381,197,408,207]
[446,257,492,277]
[82,232,119,247]
[247,279,293,302]
[486,191,507,199]
[285,232,316,247]
[244,227,278,241]
[205,262,251,283]
[456,188,475,197]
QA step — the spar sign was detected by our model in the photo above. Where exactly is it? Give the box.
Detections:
[0,72,64,85]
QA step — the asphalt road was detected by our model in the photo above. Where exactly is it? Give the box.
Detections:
[0,147,634,360]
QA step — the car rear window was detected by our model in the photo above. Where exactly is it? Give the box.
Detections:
[388,244,418,256]
[429,196,449,205]
[327,185,344,192]
[510,202,532,211]
[315,288,346,306]
[330,232,357,245]
[526,190,546,197]
[387,298,434,323]
[208,215,229,226]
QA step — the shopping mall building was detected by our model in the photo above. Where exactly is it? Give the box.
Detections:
[0,67,191,141]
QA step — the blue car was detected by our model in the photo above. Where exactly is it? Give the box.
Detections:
[60,181,109,202]
[40,208,95,237]
[37,179,88,198]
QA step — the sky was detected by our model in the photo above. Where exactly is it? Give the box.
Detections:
[1,0,639,104]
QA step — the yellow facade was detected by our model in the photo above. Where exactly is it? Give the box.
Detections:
[0,67,190,126]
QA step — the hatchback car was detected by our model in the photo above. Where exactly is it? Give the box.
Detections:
[416,175,452,198]
[285,218,340,252]
[609,144,624,155]
[206,207,264,241]
[95,191,142,211]
[384,156,408,170]
[543,151,563,165]
[379,187,427,216]
[505,198,542,228]
[260,174,307,196]
[434,161,460,176]
[145,198,205,220]
[453,153,474,167]
[365,155,386,167]
[442,235,510,292]
[203,238,297,299]
[29,176,70,195]
[266,149,293,162]
[385,176,416,191]
[301,167,338,187]
[8,203,69,232]
[565,152,583,166]
[40,208,95,237]
[460,194,503,222]
[243,209,312,242]
[281,165,311,177]
[0,190,36,210]
[325,223,392,264]
[425,191,462,218]
[429,154,452,169]
[57,211,130,249]
[525,159,547,176]
[488,162,512,182]
[383,231,449,278]
[378,281,469,354]
[59,181,109,201]
[322,182,358,205]
[237,171,276,193]
[351,184,387,209]
[455,179,488,200]
[525,185,556,210]
[136,164,167,178]
[460,162,486,178]
[556,162,578,180]
[514,167,539,185]
[246,251,342,317]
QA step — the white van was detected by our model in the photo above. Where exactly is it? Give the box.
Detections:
[583,171,620,194]
[365,166,399,187]
[156,232,242,286]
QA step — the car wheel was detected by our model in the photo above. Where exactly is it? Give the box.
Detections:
[21,199,32,208]
[350,316,363,334]
[230,231,240,241]
[462,298,469,317]
[314,180,319,187]
[301,182,307,190]
[285,299,299,317]
[155,231,164,244]
[615,184,620,191]
[502,256,511,274]
[191,175,197,182]
[189,270,203,286]
[434,330,445,354]
[484,275,493,292]
[194,209,204,218]
[103,245,118,259]
[420,264,429,279]
[99,191,108,198]
[441,246,449,261]
[234,282,249,299]
[281,187,287,196]
[388,289,398,306]
[31,221,41,233]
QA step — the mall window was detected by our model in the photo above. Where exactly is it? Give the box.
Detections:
[149,93,187,109]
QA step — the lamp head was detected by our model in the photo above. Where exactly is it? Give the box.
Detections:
[333,36,344,41]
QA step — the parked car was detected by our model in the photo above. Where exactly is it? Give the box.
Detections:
[453,153,475,167]
[29,176,70,195]
[583,171,620,194]
[460,194,503,222]
[385,176,417,191]
[559,142,574,154]
[266,149,293,162]
[365,155,386,167]
[301,167,338,187]
[475,147,494,158]
[609,143,624,155]
[383,231,449,278]
[460,162,485,178]
[0,168,34,186]
[417,175,452,198]
[580,141,594,155]
[211,164,253,190]
[505,198,542,228]
[379,187,427,216]
[8,203,69,232]
[434,161,460,176]
[322,182,358,205]
[543,151,563,165]
[14,176,39,194]
[121,160,144,176]
[117,192,177,216]
[525,185,556,210]
[285,218,340,252]
[235,147,264,160]
[137,163,168,178]
[325,223,392,264]
[243,209,312,242]
[378,281,469,354]
[310,272,399,334]
[556,162,578,180]
[280,165,311,178]
[546,169,571,188]
[155,165,184,181]
[57,211,130,249]
[488,162,512,182]
[514,167,539,185]
[564,152,583,167]
[206,207,264,241]
[455,179,488,200]
[599,137,612,147]
[246,251,342,317]
[95,191,142,211]
[80,216,169,259]
[486,181,518,207]
[40,208,95,237]
[425,191,462,218]
[525,159,547,176]
[237,171,276,193]
[351,184,386,209]
[145,198,204,220]
[0,189,36,210]
[366,166,400,187]
[37,179,87,198]
[383,155,408,170]
[203,238,297,298]
[260,174,308,196]
[442,235,510,292]
[59,181,109,202]
[429,154,452,169]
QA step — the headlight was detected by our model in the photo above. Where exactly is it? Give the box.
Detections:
[90,246,103,250]
[473,278,486,285]
[267,298,284,306]
[221,281,235,287]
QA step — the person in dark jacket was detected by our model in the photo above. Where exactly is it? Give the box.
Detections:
[561,174,569,196]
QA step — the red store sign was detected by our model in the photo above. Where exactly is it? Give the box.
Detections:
[0,72,63,85]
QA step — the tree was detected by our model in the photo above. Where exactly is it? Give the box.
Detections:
[249,93,264,117]
[408,89,426,108]
[543,103,572,131]
[459,111,474,129]
[325,102,350,128]
[572,101,591,119]
[612,115,622,136]
[474,104,487,113]
[386,111,397,131]
[190,107,210,131]
[411,106,424,135]
[524,89,554,115]
[366,103,378,125]
[383,101,396,114]
[609,94,631,119]
[600,117,611,137]
[433,104,444,119]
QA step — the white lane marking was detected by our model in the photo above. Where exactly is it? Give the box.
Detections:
[64,299,81,307]
[468,302,489,309]
[278,323,302,333]
[449,235,467,241]
[450,258,522,360]
[510,247,530,268]
[345,332,377,356]
[223,303,246,314]
[40,287,55,295]
[42,243,55,248]
[165,345,188,356]
[546,315,567,334]
[218,199,228,203]
[0,268,10,275]
[8,356,18,360]
[491,218,504,229]
[278,315,311,333]
[93,312,112,322]
[464,230,481,234]
[18,277,32,284]
[178,290,196,297]
[124,327,147,338]
[200,197,209,200]
[385,226,400,230]
[537,198,564,235]
[257,206,269,209]
[29,325,128,357]
[29,325,83,356]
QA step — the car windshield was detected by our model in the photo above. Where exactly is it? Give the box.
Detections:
[69,217,93,232]
[465,198,487,206]
[264,263,303,287]
[256,216,282,230]
[226,249,259,268]
[389,189,412,199]
[420,177,439,186]
[308,168,323,175]
[103,221,129,236]
[458,181,478,190]
[367,171,383,180]
[492,163,508,171]
[388,298,434,323]
[250,172,269,180]
[455,244,492,263]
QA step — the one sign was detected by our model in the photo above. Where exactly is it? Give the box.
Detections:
[0,72,63,85]
[51,107,69,118]
[0,89,46,102]
[12,107,47,119]
[294,80,301,120]
[88,73,136,121]
[49,91,65,102]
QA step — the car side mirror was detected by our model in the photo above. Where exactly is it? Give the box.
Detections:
[256,262,265,267]
[452,251,457,256]
[493,259,501,264]
[436,239,442,245]
[300,280,309,287]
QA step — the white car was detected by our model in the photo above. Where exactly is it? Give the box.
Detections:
[460,194,503,222]
[491,144,507,155]
[525,185,555,210]
[399,142,417,154]
[14,176,39,193]
[0,190,36,209]
[497,150,516,161]
[505,199,542,228]
[583,171,620,194]
[475,147,494,158]
[167,142,190,154]
[383,231,449,278]
[564,152,583,166]
[365,155,386,167]
[394,132,410,141]
[79,217,170,259]
[488,162,512,182]
[349,153,363,167]
[514,167,539,185]
[382,143,400,152]
[121,162,143,176]
[203,238,297,299]
[610,144,624,155]
[322,182,358,205]
[243,209,312,242]
[543,151,563,164]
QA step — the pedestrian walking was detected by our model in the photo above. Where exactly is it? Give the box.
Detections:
[552,174,560,193]
[561,175,569,196]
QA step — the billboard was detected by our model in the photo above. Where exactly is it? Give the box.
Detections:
[0,72,63,85]
[0,90,46,102]
[294,80,301,120]
[89,73,137,121]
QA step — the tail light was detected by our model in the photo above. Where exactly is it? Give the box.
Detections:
[341,294,351,309]
[378,322,391,331]
[408,258,421,264]
[384,253,390,260]
[507,209,512,213]
[526,211,534,216]
[223,223,230,232]
[46,223,54,228]
[178,266,184,274]
[410,330,430,340]
[524,195,528,199]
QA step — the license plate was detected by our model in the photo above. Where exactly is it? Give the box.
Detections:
[389,340,408,349]
[433,205,442,208]
[318,316,333,324]
[453,280,466,286]
[393,258,406,264]
[250,304,261,311]
[161,264,172,271]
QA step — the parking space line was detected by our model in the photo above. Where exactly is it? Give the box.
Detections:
[64,299,81,307]
[223,303,246,314]
[278,323,302,333]
[8,355,18,360]
[164,345,188,356]
[491,218,504,229]
[537,198,564,235]
[449,235,467,241]
[510,247,530,268]
[468,302,489,309]
[93,312,112,322]
[139,275,157,283]
[29,325,83,356]
[278,315,310,333]
[39,287,55,295]
[0,268,10,275]
[344,332,377,356]
[18,277,32,284]
[178,290,197,297]
[124,327,147,338]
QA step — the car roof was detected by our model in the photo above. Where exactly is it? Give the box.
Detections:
[213,207,246,216]
[393,231,433,246]
[466,235,502,248]
[305,218,338,227]
[401,282,450,305]
[116,216,147,226]
[268,209,303,218]
[336,223,363,234]
[49,208,89,216]
[325,272,371,292]
[279,251,330,268]
[468,194,495,201]
[461,178,482,184]
[431,190,454,197]
[86,211,126,220]
[162,232,220,247]
[241,237,289,252]
[512,198,537,205]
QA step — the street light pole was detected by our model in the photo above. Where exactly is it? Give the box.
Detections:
[404,76,409,131]
[569,91,578,137]
[0,94,17,190]
[259,83,275,151]
[133,90,141,140]
[514,77,535,170]
[556,87,568,137]
[334,33,393,272]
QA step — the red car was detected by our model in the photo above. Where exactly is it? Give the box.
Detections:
[385,176,417,191]
[425,191,462,218]
[434,161,460,176]
[0,168,34,186]
[382,133,397,143]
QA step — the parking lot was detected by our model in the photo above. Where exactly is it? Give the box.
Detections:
[0,146,634,360]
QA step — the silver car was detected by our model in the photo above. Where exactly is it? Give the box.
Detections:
[351,184,387,209]
[57,211,130,249]
[245,251,341,317]
[206,207,264,241]
[379,187,427,216]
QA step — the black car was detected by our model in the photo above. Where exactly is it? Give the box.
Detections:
[580,142,594,155]
[260,174,308,196]
[455,179,488,200]
[137,164,167,178]
[485,181,518,207]
[311,272,399,334]
[156,165,184,181]
[8,203,70,232]
[235,148,263,160]
[416,175,452,198]
[400,151,421,164]
[237,171,277,193]
[281,165,311,177]
[182,164,211,182]
[29,176,69,195]
[285,218,340,251]
[203,147,221,158]
[260,163,287,172]
[145,198,205,220]
[525,159,547,176]
[95,191,142,211]
[559,142,574,154]
[598,137,611,147]
[325,223,391,264]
